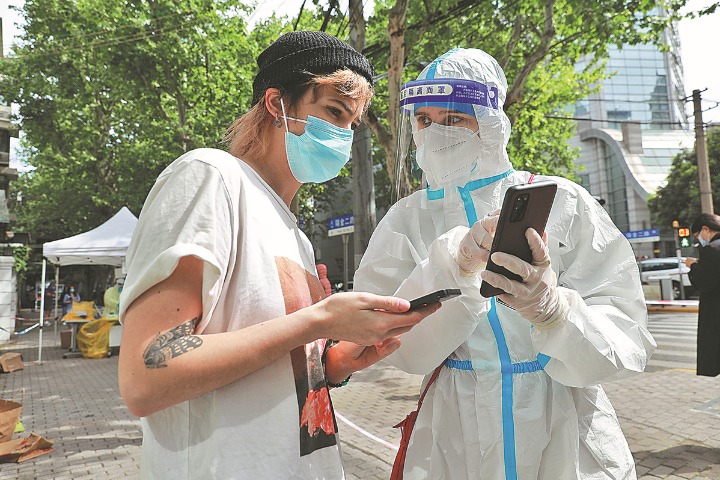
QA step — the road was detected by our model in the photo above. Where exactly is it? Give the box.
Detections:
[645,310,698,372]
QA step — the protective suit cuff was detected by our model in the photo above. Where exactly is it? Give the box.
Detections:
[447,227,485,283]
[458,265,483,277]
[531,292,570,332]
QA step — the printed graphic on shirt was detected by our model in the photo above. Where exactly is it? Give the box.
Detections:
[276,256,337,456]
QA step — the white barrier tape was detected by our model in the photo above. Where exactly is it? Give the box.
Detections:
[335,411,399,451]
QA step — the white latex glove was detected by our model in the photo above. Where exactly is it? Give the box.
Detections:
[455,213,499,276]
[479,228,569,330]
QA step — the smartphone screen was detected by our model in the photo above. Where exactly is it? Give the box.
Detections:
[479,181,557,297]
[408,289,462,310]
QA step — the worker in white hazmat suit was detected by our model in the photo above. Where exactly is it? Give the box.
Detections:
[354,48,656,479]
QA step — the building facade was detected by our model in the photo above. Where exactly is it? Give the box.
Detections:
[0,103,18,342]
[571,16,695,259]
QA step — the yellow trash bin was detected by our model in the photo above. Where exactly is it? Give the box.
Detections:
[77,319,115,359]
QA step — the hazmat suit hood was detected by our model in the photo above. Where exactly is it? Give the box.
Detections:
[396,48,514,193]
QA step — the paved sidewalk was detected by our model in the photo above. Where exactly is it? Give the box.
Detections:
[0,322,140,480]
[0,312,719,479]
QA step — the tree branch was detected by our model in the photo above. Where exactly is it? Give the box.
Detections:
[365,109,392,159]
[505,0,556,110]
[384,0,409,186]
[498,14,525,70]
[293,0,308,31]
[320,0,340,32]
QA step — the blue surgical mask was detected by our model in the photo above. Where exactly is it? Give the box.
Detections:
[698,235,709,247]
[281,99,354,183]
[70,289,75,293]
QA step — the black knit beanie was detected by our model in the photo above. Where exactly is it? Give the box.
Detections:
[251,31,375,105]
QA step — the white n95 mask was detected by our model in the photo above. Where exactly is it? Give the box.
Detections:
[414,123,482,188]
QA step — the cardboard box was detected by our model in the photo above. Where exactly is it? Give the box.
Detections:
[60,329,72,350]
[0,399,22,443]
[0,433,54,463]
[0,353,23,373]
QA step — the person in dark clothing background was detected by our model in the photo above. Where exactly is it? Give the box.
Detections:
[684,213,720,377]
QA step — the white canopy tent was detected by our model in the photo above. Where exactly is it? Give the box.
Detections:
[37,207,138,361]
[43,206,138,266]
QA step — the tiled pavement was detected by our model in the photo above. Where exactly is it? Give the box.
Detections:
[0,321,140,480]
[1,311,720,479]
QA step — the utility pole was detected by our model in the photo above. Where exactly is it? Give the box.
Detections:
[692,89,714,214]
[348,0,376,270]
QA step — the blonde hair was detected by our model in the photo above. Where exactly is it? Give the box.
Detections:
[224,69,373,161]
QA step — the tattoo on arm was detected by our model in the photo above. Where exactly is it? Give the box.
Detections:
[143,317,203,369]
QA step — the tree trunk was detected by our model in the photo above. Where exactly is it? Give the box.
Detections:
[384,0,409,190]
[349,0,376,269]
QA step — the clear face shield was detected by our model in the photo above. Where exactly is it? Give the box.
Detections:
[393,78,504,202]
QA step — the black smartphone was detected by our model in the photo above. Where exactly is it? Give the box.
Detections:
[479,181,557,297]
[408,289,462,310]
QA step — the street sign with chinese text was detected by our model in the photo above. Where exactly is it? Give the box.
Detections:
[622,228,660,243]
[328,214,354,237]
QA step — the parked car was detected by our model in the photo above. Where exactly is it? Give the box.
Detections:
[638,257,694,299]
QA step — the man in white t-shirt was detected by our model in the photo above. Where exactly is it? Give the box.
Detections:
[118,31,439,479]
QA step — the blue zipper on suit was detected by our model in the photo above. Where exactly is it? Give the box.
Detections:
[444,299,550,480]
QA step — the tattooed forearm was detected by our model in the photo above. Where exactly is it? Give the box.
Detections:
[143,317,203,369]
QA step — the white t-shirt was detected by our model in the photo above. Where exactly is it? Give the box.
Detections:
[120,148,343,479]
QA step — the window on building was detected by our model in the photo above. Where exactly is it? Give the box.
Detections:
[0,131,10,155]
[607,110,631,130]
[577,174,591,191]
